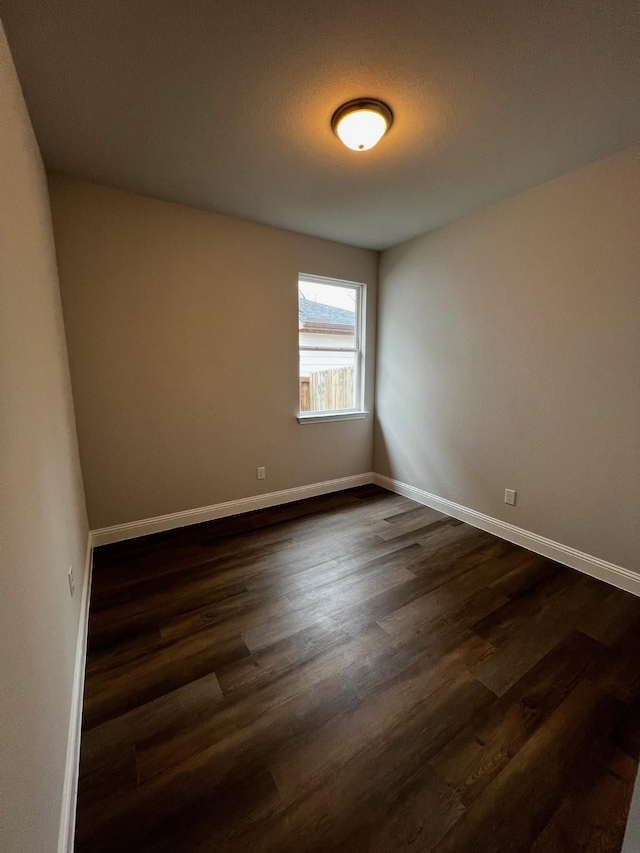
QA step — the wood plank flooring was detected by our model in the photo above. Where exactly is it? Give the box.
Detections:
[76,485,640,852]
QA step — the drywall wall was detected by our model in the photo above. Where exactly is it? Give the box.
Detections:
[375,145,640,571]
[0,21,88,853]
[48,178,377,529]
[623,770,640,852]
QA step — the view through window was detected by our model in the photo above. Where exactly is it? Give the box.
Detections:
[298,275,365,415]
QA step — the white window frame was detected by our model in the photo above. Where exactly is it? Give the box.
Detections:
[297,273,368,423]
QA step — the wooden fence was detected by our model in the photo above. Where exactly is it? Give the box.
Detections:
[300,366,355,412]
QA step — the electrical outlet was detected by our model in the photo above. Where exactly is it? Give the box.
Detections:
[68,566,75,597]
[504,489,517,506]
[257,466,266,480]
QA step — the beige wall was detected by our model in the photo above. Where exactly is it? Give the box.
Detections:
[375,145,640,571]
[49,178,377,529]
[0,22,88,853]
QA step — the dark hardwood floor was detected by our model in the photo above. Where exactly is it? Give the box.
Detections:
[75,485,640,852]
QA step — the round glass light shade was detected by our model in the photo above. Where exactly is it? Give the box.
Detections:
[331,99,393,151]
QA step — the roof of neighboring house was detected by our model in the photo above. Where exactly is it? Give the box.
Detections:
[299,295,355,331]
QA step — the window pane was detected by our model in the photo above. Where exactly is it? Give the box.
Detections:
[299,350,357,413]
[299,280,357,349]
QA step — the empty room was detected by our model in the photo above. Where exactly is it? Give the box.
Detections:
[1,1,639,851]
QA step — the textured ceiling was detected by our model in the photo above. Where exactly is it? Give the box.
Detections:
[1,0,638,250]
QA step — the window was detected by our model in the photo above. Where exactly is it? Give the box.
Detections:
[298,274,366,421]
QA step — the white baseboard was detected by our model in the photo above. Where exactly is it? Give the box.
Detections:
[91,473,375,546]
[373,473,640,597]
[59,471,635,850]
[90,471,638,597]
[58,534,94,853]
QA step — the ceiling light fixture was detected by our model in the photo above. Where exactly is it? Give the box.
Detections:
[331,98,393,151]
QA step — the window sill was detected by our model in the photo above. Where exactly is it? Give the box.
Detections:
[297,411,369,424]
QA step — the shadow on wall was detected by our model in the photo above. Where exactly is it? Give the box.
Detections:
[373,394,493,506]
